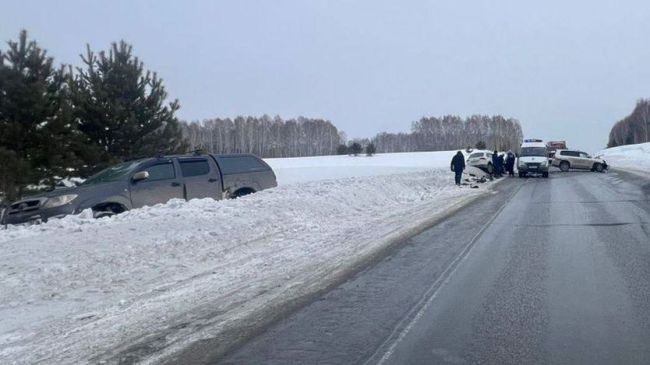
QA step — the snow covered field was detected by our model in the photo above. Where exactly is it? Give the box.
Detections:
[0,151,491,364]
[265,150,460,184]
[597,142,650,176]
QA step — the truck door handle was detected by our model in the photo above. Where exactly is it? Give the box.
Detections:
[208,178,218,183]
[171,182,181,187]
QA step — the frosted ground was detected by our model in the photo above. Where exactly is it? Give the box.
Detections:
[1,151,491,364]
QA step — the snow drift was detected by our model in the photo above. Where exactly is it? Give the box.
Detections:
[597,142,650,176]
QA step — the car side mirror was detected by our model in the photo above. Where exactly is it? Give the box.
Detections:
[132,171,150,182]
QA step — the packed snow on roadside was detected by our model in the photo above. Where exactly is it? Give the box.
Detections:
[0,151,490,364]
[597,142,650,175]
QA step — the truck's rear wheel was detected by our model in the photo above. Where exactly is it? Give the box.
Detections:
[232,188,256,198]
[559,161,570,172]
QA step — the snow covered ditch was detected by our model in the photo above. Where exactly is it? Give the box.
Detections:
[597,142,650,176]
[0,155,491,364]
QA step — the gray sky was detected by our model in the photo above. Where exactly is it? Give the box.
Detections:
[2,0,649,153]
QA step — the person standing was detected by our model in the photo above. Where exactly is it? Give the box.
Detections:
[497,153,505,176]
[492,150,501,178]
[506,151,515,176]
[450,151,466,186]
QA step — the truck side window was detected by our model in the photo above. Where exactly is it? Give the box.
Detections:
[216,156,268,174]
[142,163,175,181]
[180,159,210,177]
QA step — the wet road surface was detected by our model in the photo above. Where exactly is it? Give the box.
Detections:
[200,170,650,364]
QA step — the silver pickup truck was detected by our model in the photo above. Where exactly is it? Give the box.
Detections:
[2,153,277,225]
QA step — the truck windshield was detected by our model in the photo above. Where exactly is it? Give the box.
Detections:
[82,160,144,185]
[520,147,547,157]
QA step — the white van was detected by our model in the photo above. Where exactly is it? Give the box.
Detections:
[518,139,549,178]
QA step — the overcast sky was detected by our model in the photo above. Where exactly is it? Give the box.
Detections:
[2,0,649,153]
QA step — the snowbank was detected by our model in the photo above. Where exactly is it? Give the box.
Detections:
[597,142,650,176]
[0,152,490,364]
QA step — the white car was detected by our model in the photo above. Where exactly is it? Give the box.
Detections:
[518,139,549,178]
[466,151,494,174]
[552,149,608,172]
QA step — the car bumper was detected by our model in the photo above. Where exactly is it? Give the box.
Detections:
[2,204,77,225]
[518,165,549,173]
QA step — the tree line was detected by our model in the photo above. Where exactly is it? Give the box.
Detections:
[608,99,650,148]
[355,115,523,153]
[182,116,343,158]
[0,30,185,201]
[182,114,523,159]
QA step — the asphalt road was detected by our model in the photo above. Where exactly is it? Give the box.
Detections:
[206,169,650,365]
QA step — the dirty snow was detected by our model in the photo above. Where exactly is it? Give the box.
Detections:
[0,151,491,364]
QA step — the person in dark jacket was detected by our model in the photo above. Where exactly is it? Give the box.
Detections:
[492,150,501,178]
[505,151,515,176]
[450,151,466,186]
[497,153,505,176]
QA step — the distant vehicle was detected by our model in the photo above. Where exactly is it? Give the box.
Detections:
[466,150,495,174]
[552,149,608,172]
[518,139,549,178]
[546,140,567,162]
[2,153,277,225]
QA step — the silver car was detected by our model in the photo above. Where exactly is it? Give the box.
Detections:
[552,149,608,172]
[2,153,277,225]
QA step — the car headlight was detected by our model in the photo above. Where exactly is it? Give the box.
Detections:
[518,160,525,167]
[43,194,78,208]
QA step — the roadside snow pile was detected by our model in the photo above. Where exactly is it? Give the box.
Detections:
[0,168,490,364]
[597,142,650,174]
[265,150,459,184]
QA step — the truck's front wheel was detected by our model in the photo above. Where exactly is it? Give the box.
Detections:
[92,203,126,219]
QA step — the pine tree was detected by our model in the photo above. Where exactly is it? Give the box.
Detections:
[0,30,83,200]
[336,144,348,155]
[475,140,487,150]
[365,143,376,156]
[72,41,187,170]
[349,142,362,156]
